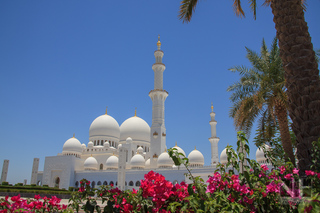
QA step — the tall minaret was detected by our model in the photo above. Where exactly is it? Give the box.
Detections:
[209,103,220,165]
[0,160,9,183]
[149,35,168,168]
[30,158,39,185]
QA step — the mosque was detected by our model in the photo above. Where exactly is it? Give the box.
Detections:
[23,37,269,190]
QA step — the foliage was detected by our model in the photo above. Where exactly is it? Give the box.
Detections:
[3,133,320,212]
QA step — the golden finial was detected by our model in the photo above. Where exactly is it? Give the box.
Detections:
[175,142,178,147]
[73,133,75,138]
[157,34,161,50]
[195,146,197,150]
[134,107,137,117]
[105,107,108,115]
[165,148,167,152]
[211,102,214,112]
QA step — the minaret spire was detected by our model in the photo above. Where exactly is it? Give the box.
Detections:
[157,35,161,50]
[149,36,168,168]
[209,103,220,166]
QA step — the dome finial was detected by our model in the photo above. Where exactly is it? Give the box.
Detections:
[211,102,214,112]
[134,107,137,117]
[73,133,75,138]
[195,146,197,150]
[105,106,108,115]
[175,141,177,147]
[157,34,161,50]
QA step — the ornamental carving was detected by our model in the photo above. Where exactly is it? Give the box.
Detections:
[162,132,166,137]
[153,153,158,158]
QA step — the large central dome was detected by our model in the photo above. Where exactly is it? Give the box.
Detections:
[120,116,150,143]
[89,114,120,139]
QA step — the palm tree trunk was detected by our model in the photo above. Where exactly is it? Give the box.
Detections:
[270,0,320,175]
[275,102,295,165]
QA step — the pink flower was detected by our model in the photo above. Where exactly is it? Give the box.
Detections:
[261,164,269,171]
[292,168,299,174]
[305,170,316,176]
[317,173,320,179]
[279,166,286,174]
[284,173,293,180]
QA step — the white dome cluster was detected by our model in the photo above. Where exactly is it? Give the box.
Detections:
[62,136,82,158]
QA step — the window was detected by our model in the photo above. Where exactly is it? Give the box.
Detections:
[129,181,134,186]
[91,181,96,188]
[75,181,79,187]
[100,164,103,170]
[103,181,108,185]
[110,181,114,186]
[135,181,141,187]
[97,181,101,185]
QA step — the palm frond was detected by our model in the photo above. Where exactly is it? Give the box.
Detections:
[249,0,257,20]
[232,0,245,18]
[179,0,199,23]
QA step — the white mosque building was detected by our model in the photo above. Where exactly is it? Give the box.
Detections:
[26,37,269,190]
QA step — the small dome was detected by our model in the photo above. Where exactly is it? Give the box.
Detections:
[118,144,122,148]
[88,141,94,147]
[126,137,133,144]
[188,149,204,167]
[256,145,270,163]
[84,156,98,170]
[62,137,82,155]
[89,114,120,140]
[120,116,150,143]
[157,152,173,168]
[137,146,144,154]
[145,158,150,167]
[81,143,86,150]
[130,154,145,169]
[220,148,228,164]
[106,155,119,170]
[172,143,186,157]
[104,141,110,148]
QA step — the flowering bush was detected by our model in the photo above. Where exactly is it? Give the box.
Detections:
[3,132,320,212]
[0,194,70,213]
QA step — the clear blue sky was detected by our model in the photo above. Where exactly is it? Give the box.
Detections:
[1,1,319,184]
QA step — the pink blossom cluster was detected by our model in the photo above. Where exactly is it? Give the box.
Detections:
[0,194,67,213]
[305,170,320,179]
[140,170,189,212]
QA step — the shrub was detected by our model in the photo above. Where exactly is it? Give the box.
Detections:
[1,182,9,186]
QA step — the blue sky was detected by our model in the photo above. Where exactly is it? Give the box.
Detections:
[1,0,319,184]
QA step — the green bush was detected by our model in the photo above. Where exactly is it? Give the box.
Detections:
[15,183,23,186]
[1,182,9,186]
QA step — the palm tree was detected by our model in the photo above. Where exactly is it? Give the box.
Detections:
[228,38,295,164]
[179,0,320,175]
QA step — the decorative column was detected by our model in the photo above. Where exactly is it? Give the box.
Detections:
[149,35,168,168]
[0,160,9,183]
[209,104,220,165]
[31,158,40,185]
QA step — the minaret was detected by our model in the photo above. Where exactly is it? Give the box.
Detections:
[30,158,39,185]
[0,160,9,183]
[209,103,220,165]
[149,35,168,168]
